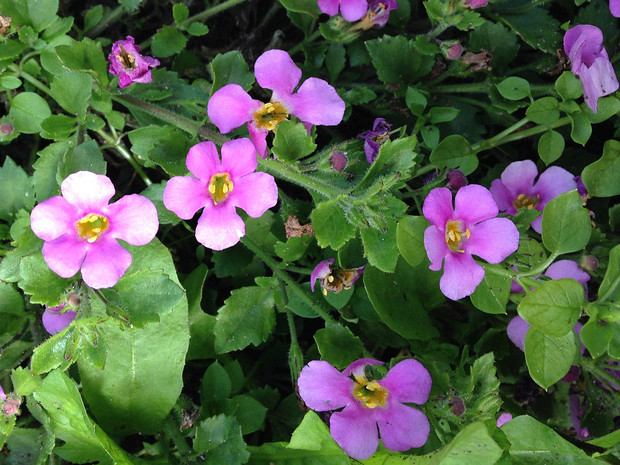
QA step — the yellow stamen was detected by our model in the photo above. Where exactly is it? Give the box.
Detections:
[445,220,470,253]
[75,213,110,243]
[208,173,234,205]
[353,377,388,409]
[117,45,136,69]
[253,101,289,131]
[513,193,539,210]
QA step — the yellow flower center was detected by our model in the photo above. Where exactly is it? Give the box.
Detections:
[75,213,110,243]
[321,268,360,296]
[512,193,539,210]
[253,101,289,131]
[353,377,388,409]
[117,45,136,69]
[208,173,234,205]
[445,220,470,253]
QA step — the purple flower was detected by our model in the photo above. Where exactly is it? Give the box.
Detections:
[42,303,77,335]
[207,49,345,158]
[446,169,468,191]
[496,413,513,427]
[163,139,278,250]
[356,0,399,29]
[511,259,591,294]
[358,118,391,163]
[423,185,519,301]
[310,258,364,295]
[298,358,431,460]
[490,160,577,234]
[30,171,159,289]
[612,0,620,16]
[0,385,5,402]
[464,0,488,8]
[318,0,368,21]
[570,395,590,439]
[563,25,619,113]
[108,36,160,88]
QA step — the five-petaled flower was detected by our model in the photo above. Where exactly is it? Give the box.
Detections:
[423,184,519,301]
[30,171,159,289]
[298,358,431,460]
[318,0,369,21]
[310,258,364,295]
[207,49,345,158]
[163,139,278,250]
[108,36,160,88]
[490,160,577,234]
[42,303,77,335]
[563,25,619,113]
[358,118,391,163]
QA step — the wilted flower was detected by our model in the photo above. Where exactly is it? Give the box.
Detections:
[490,160,577,234]
[358,118,391,163]
[298,358,431,460]
[563,25,619,113]
[318,0,368,21]
[310,258,364,295]
[423,185,519,300]
[30,171,159,289]
[208,49,345,158]
[163,139,278,250]
[42,303,77,335]
[108,36,160,88]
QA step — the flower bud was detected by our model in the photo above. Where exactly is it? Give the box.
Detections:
[580,255,599,271]
[0,123,14,136]
[446,169,468,191]
[329,151,348,172]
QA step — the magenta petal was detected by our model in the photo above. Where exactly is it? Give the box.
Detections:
[80,238,132,289]
[43,306,77,335]
[343,358,384,377]
[545,260,590,285]
[564,25,603,63]
[187,141,221,181]
[30,196,76,241]
[163,177,209,220]
[490,179,517,214]
[195,203,245,250]
[247,123,269,159]
[441,253,485,300]
[497,413,513,428]
[454,184,499,225]
[118,72,133,88]
[499,160,538,198]
[340,0,369,21]
[207,84,261,134]
[377,403,430,451]
[220,138,258,178]
[318,0,340,15]
[424,226,449,272]
[61,171,115,211]
[611,0,620,16]
[330,404,379,460]
[287,78,345,126]
[466,218,519,264]
[423,187,454,228]
[533,166,577,206]
[297,360,353,411]
[231,172,278,217]
[507,316,529,352]
[381,359,431,405]
[310,258,334,292]
[106,194,158,245]
[254,50,301,95]
[42,236,87,279]
[0,385,6,401]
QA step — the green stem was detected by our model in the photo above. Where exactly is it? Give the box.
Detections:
[520,252,560,278]
[472,117,530,152]
[240,236,336,325]
[289,30,321,56]
[161,412,193,463]
[86,6,125,37]
[411,163,438,179]
[96,129,153,186]
[187,0,247,23]
[8,64,52,96]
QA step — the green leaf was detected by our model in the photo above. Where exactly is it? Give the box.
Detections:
[598,244,620,303]
[526,97,560,125]
[496,77,531,101]
[430,422,502,465]
[194,414,250,464]
[278,0,321,16]
[225,394,268,434]
[272,120,317,162]
[429,106,460,123]
[275,236,312,263]
[151,25,187,57]
[84,4,104,32]
[0,75,22,90]
[580,318,612,358]
[524,328,576,389]
[365,35,434,85]
[537,129,564,165]
[405,87,427,116]
[186,22,209,36]
[0,39,26,60]
[0,0,59,32]
[0,157,35,221]
[141,181,182,225]
[56,38,108,83]
[128,125,193,176]
[314,322,365,370]
[555,71,582,101]
[0,282,27,341]
[518,279,584,336]
[32,140,69,202]
[8,92,51,134]
[541,190,591,255]
[41,114,76,140]
[312,198,356,250]
[0,230,43,283]
[470,273,510,315]
[581,139,620,198]
[499,6,561,54]
[184,264,216,361]
[172,2,189,23]
[202,361,232,413]
[569,111,592,145]
[19,253,72,306]
[210,50,255,93]
[397,215,428,267]
[50,71,92,118]
[59,139,107,179]
[430,134,478,175]
[214,286,276,353]
[326,43,346,82]
[469,21,519,71]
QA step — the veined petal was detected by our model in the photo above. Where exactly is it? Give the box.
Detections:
[254,49,302,95]
[507,316,529,352]
[207,84,261,134]
[80,238,132,289]
[424,226,449,271]
[61,171,115,211]
[490,179,517,215]
[454,184,499,225]
[499,160,538,199]
[163,177,209,220]
[106,194,158,245]
[422,187,454,228]
[247,123,269,159]
[381,359,431,405]
[440,253,485,300]
[466,218,519,264]
[286,78,345,126]
[340,0,369,21]
[533,166,577,206]
[42,235,87,279]
[195,202,245,250]
[30,196,77,241]
[297,360,354,411]
[187,141,222,181]
[330,404,380,460]
[231,172,278,217]
[221,138,258,178]
[377,403,430,451]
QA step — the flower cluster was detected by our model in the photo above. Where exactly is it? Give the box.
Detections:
[298,358,431,459]
[108,36,160,88]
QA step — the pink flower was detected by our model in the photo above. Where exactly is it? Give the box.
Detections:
[318,0,368,21]
[163,139,278,250]
[0,385,5,402]
[30,171,159,289]
[298,358,431,460]
[490,160,577,234]
[108,36,160,88]
[611,0,620,16]
[207,49,345,158]
[423,185,519,301]
[42,303,77,335]
[464,0,488,8]
[496,413,513,427]
[563,25,619,113]
[310,258,364,295]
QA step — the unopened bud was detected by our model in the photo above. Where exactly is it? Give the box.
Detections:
[2,397,20,416]
[0,123,14,136]
[580,255,598,272]
[446,169,468,191]
[67,292,81,307]
[329,151,348,172]
[445,42,463,61]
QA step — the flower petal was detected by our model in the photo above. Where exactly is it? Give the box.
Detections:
[297,360,353,411]
[207,84,261,134]
[340,0,369,21]
[381,359,431,405]
[61,171,115,211]
[533,166,577,206]
[311,258,334,292]
[220,138,258,178]
[422,187,454,228]
[454,184,499,225]
[195,202,245,250]
[440,252,485,300]
[80,238,132,289]
[490,179,517,215]
[424,226,448,271]
[43,306,77,335]
[30,196,77,241]
[318,0,340,15]
[507,315,529,352]
[564,25,603,66]
[545,260,590,285]
[343,358,384,377]
[163,176,209,220]
[285,78,345,126]
[466,218,519,264]
[611,0,620,16]
[377,403,430,451]
[499,160,538,199]
[187,141,221,181]
[231,172,278,217]
[42,235,87,279]
[106,194,159,245]
[330,404,379,460]
[247,123,269,159]
[254,49,301,96]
